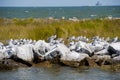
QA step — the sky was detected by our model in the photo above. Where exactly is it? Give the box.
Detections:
[0,0,120,7]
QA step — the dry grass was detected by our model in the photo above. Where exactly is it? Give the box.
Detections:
[0,18,120,43]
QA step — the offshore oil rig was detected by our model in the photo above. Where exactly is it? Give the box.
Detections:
[96,1,102,6]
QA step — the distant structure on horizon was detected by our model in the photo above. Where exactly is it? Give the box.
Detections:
[96,1,102,6]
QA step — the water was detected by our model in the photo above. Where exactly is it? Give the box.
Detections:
[0,65,120,80]
[0,6,120,19]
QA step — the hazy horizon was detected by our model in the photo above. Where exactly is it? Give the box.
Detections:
[0,5,120,7]
[0,0,120,7]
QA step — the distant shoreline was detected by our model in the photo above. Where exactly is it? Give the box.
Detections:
[1,17,120,22]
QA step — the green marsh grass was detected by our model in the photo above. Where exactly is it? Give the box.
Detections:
[0,18,120,43]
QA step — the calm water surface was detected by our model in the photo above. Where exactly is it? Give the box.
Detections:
[0,65,120,80]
